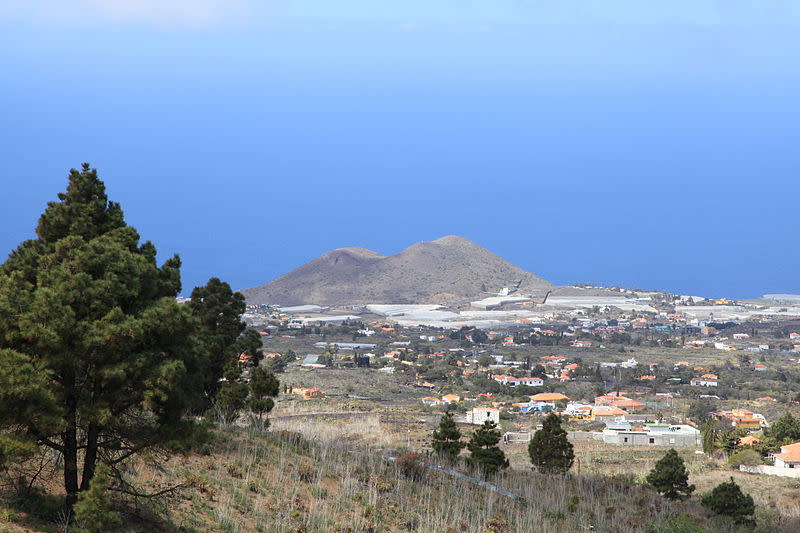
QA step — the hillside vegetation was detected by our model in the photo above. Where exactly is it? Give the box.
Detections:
[4,423,793,533]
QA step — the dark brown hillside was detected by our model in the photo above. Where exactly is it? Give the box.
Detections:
[240,235,552,306]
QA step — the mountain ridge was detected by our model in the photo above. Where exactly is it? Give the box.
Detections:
[240,236,552,306]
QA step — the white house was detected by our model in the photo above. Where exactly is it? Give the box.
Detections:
[421,397,445,406]
[602,423,702,447]
[690,377,719,387]
[465,407,500,425]
[774,442,800,468]
[600,358,639,369]
[491,375,543,387]
[508,377,543,387]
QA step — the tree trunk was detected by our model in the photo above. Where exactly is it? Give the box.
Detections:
[63,383,79,511]
[80,424,99,491]
[63,425,79,510]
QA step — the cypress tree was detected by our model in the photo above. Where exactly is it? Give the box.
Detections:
[528,413,574,474]
[646,449,695,500]
[466,420,509,476]
[431,412,466,462]
[701,421,718,454]
[701,477,755,523]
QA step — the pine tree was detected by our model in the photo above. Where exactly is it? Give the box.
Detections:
[215,359,249,425]
[466,420,509,476]
[431,412,466,462]
[646,449,695,500]
[0,164,208,508]
[249,366,280,430]
[73,464,121,533]
[769,412,800,442]
[701,477,755,523]
[528,413,574,474]
[236,329,265,367]
[188,278,246,398]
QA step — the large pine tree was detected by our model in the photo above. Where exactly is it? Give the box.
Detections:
[431,412,466,462]
[0,164,209,508]
[466,420,509,476]
[528,413,574,474]
[646,448,695,500]
[187,277,246,398]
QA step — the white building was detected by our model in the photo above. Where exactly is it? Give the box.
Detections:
[602,423,702,447]
[774,443,800,468]
[465,407,500,425]
[690,377,719,387]
[507,377,543,387]
[491,375,543,387]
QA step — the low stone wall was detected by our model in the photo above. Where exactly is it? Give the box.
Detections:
[740,465,800,478]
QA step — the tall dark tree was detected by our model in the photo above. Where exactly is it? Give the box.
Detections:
[470,329,488,344]
[687,400,716,424]
[701,421,718,454]
[769,412,800,442]
[701,478,755,524]
[528,413,574,474]
[0,164,205,508]
[466,420,509,476]
[215,359,249,425]
[235,329,264,367]
[249,366,280,430]
[431,412,466,462]
[188,277,246,398]
[646,449,695,500]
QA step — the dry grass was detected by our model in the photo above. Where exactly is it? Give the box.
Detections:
[150,427,685,533]
[3,420,800,532]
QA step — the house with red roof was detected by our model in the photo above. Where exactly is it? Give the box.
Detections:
[421,397,445,406]
[775,442,800,468]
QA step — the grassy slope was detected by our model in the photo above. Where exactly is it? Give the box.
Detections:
[2,425,799,533]
[138,428,698,533]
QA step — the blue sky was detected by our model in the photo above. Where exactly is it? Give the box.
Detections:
[1,1,799,299]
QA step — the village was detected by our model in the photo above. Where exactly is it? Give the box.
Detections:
[231,290,800,494]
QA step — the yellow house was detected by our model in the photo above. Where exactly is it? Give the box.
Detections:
[296,387,325,399]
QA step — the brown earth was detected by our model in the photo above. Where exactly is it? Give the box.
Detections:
[240,235,552,306]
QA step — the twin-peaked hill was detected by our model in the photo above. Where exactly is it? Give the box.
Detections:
[240,235,552,306]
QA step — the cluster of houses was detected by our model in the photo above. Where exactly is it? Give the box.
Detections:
[489,354,582,384]
[420,393,467,406]
[453,388,706,447]
[684,337,771,353]
[713,408,770,431]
